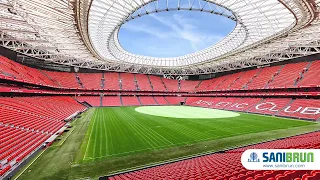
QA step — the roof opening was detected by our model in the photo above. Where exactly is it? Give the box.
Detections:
[118,10,235,58]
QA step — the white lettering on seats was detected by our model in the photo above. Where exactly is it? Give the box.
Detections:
[255,102,279,112]
[215,102,231,107]
[300,107,320,115]
[235,103,248,109]
[283,106,302,113]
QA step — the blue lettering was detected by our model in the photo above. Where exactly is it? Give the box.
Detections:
[276,152,283,162]
[263,152,268,162]
[270,153,275,162]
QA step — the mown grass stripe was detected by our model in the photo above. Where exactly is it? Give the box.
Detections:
[83,109,97,159]
[82,106,316,160]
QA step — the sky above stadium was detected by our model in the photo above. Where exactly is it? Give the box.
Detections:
[119,11,236,58]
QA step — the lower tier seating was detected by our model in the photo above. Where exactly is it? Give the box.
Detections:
[139,96,157,105]
[248,98,292,115]
[102,96,121,106]
[211,97,239,110]
[76,96,101,107]
[0,96,86,122]
[154,96,169,105]
[185,97,215,108]
[108,132,320,180]
[0,125,49,176]
[186,97,320,120]
[277,99,320,120]
[165,96,185,105]
[122,96,140,106]
[0,96,86,178]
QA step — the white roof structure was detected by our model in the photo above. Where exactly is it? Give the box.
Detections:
[0,0,320,75]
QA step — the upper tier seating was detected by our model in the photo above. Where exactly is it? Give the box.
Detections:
[179,80,200,92]
[139,96,158,105]
[77,73,102,90]
[247,66,281,89]
[104,73,120,90]
[0,56,319,92]
[297,60,320,87]
[154,96,169,105]
[207,76,226,91]
[0,96,85,178]
[120,73,136,91]
[76,96,101,107]
[0,57,31,81]
[109,132,320,180]
[135,74,152,91]
[0,56,57,87]
[162,78,179,92]
[216,72,244,91]
[268,62,308,88]
[122,96,140,106]
[26,68,58,87]
[229,69,260,90]
[148,76,167,91]
[195,79,213,91]
[42,71,81,89]
[102,96,121,106]
[165,96,185,105]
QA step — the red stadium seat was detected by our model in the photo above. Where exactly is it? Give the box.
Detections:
[108,132,320,180]
[76,96,101,106]
[0,96,86,178]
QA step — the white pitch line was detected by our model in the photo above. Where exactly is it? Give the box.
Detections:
[83,109,97,160]
[148,127,174,145]
[102,110,109,155]
[14,148,47,180]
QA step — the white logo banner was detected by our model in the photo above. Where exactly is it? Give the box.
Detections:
[241,149,320,170]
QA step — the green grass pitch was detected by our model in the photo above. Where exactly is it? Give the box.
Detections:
[17,107,320,180]
[82,106,314,161]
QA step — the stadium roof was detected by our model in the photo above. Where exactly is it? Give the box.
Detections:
[0,0,319,75]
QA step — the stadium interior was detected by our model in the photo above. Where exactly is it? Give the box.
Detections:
[0,0,320,180]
